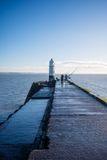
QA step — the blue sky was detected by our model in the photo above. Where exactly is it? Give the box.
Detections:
[0,0,107,73]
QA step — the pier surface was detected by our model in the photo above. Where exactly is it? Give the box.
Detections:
[29,82,107,160]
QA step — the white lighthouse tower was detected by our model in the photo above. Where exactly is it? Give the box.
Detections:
[49,58,55,81]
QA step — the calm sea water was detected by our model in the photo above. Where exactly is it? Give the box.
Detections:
[0,73,107,123]
[71,74,107,99]
[0,73,48,123]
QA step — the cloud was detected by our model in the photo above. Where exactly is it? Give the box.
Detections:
[56,60,107,67]
[0,60,107,73]
[55,60,107,74]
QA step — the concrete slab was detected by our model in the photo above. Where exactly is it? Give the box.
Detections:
[28,82,107,160]
[0,99,49,159]
[32,87,53,99]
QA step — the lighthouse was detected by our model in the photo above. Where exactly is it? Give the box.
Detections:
[49,58,55,81]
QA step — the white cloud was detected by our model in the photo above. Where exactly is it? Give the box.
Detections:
[55,60,107,74]
[0,60,107,74]
[56,60,107,66]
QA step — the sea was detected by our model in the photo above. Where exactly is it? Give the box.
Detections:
[0,73,48,123]
[71,74,107,99]
[0,73,107,123]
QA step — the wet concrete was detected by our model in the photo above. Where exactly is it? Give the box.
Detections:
[32,87,54,99]
[28,82,107,160]
[0,99,49,160]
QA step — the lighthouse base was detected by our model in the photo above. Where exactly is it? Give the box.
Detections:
[49,75,55,81]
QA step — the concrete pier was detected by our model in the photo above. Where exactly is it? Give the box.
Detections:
[0,86,53,160]
[29,82,107,160]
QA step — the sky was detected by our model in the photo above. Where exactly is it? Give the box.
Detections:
[0,0,107,73]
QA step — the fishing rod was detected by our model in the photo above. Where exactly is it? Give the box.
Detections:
[68,67,78,80]
[69,67,78,76]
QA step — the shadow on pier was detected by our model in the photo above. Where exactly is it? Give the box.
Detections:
[0,81,55,160]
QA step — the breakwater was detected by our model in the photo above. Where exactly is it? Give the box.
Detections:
[0,81,55,160]
[0,79,107,160]
[68,80,107,106]
[28,81,107,160]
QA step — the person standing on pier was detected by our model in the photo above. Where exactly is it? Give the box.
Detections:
[65,74,68,81]
[61,74,64,84]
